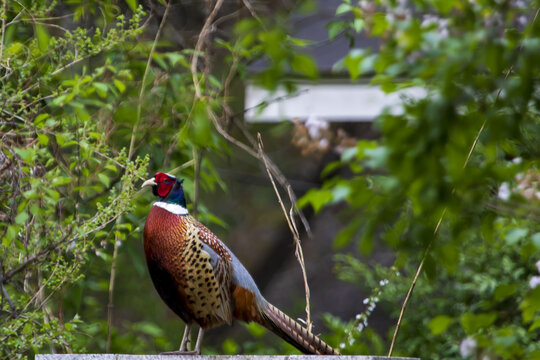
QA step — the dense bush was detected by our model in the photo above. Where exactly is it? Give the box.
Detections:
[301,0,540,358]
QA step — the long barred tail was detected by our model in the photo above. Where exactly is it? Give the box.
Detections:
[261,303,339,355]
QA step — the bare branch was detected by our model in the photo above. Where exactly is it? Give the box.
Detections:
[191,0,226,98]
[257,133,312,332]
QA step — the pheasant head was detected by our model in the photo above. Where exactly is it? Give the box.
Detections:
[142,172,186,208]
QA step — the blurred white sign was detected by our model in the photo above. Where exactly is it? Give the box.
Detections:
[244,82,426,122]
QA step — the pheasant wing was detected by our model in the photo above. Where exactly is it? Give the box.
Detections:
[190,220,233,326]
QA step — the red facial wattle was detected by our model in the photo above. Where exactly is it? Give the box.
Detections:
[155,172,174,198]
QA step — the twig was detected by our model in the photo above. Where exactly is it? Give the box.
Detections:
[191,0,225,98]
[0,259,17,317]
[7,13,74,24]
[233,117,313,240]
[129,0,171,160]
[0,0,6,63]
[240,0,263,25]
[257,133,312,332]
[166,159,196,175]
[192,148,203,220]
[106,233,120,353]
[387,209,445,356]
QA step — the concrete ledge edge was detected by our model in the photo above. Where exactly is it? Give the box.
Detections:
[36,355,419,360]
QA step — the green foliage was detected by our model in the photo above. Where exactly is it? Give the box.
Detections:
[0,0,328,358]
[300,0,540,358]
[6,0,540,358]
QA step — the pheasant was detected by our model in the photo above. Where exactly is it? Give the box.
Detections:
[142,172,339,355]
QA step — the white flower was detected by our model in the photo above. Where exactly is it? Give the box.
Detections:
[536,260,540,274]
[530,276,540,289]
[459,337,477,358]
[498,182,510,201]
[318,138,329,149]
[363,298,369,304]
[512,157,523,164]
[305,115,329,139]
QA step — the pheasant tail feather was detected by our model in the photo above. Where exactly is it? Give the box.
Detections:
[261,303,339,355]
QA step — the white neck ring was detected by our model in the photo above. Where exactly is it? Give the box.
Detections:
[153,201,189,215]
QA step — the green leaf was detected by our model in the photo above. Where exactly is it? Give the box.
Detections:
[34,113,49,126]
[520,287,540,323]
[37,133,49,146]
[135,322,163,337]
[494,283,518,302]
[529,317,540,331]
[297,188,333,213]
[331,184,351,203]
[190,99,212,146]
[15,211,29,225]
[334,220,360,249]
[505,228,528,245]
[3,226,16,246]
[98,173,110,188]
[531,232,540,250]
[461,312,497,334]
[344,50,363,80]
[51,176,71,187]
[429,315,453,335]
[222,339,239,354]
[5,42,24,57]
[336,3,352,15]
[291,54,318,79]
[352,19,364,33]
[165,52,188,68]
[244,322,266,338]
[113,79,126,93]
[34,24,50,53]
[327,21,348,40]
[124,0,137,11]
[372,12,389,36]
[93,82,109,98]
[14,148,35,164]
[55,133,69,147]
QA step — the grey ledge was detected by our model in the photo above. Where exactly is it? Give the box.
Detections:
[36,355,419,360]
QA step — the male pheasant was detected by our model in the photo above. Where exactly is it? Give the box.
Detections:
[142,172,338,355]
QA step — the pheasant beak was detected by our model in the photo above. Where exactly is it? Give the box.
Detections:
[141,177,157,188]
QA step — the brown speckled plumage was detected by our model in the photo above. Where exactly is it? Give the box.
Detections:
[144,206,232,329]
[142,172,339,355]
